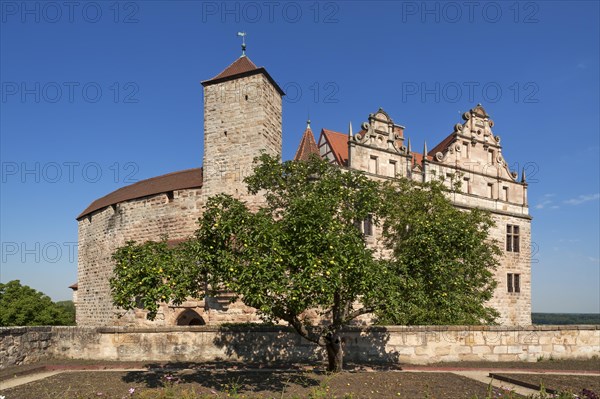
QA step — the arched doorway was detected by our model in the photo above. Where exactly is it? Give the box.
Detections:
[176,309,206,326]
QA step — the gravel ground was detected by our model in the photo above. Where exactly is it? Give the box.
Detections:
[2,359,598,399]
[0,369,506,399]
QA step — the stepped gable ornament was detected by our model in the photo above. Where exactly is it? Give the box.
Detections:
[353,108,407,154]
[458,104,499,148]
[462,104,493,126]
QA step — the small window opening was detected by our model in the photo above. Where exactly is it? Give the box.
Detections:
[363,214,374,237]
[506,225,520,253]
[507,273,521,293]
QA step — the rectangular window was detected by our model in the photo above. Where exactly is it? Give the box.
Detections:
[462,177,471,194]
[369,156,378,174]
[507,273,521,293]
[462,141,469,158]
[354,215,374,237]
[363,214,373,237]
[389,160,397,178]
[487,150,495,164]
[506,224,520,252]
[487,183,494,198]
[502,186,509,201]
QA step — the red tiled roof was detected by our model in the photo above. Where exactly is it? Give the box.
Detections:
[411,151,433,167]
[207,56,258,81]
[428,132,456,157]
[77,168,203,220]
[294,127,320,161]
[320,129,349,166]
[201,56,285,96]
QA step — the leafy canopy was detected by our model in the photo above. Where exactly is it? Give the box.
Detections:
[111,239,209,320]
[0,280,75,326]
[196,155,389,338]
[377,177,501,325]
[111,155,501,333]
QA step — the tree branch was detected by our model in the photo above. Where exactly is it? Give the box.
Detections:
[343,306,374,324]
[285,314,323,346]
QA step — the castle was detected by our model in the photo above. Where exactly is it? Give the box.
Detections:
[73,52,531,327]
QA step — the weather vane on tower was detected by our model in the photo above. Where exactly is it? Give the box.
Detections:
[237,32,247,57]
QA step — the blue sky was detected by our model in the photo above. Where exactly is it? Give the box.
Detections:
[1,1,598,313]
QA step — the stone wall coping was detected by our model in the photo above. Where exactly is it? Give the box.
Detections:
[9,324,591,334]
[2,325,598,336]
[0,326,53,335]
[2,324,599,369]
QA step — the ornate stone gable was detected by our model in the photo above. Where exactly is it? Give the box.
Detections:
[352,108,408,156]
[428,104,517,183]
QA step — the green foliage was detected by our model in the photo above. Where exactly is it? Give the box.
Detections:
[196,155,385,338]
[377,178,500,325]
[56,300,76,324]
[111,239,208,320]
[0,280,75,326]
[110,154,501,368]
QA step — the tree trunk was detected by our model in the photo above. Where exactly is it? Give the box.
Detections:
[325,332,343,372]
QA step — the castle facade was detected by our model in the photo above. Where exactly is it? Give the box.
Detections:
[74,54,531,327]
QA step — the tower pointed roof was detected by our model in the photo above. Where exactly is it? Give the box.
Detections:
[294,122,320,161]
[207,56,258,81]
[201,56,285,95]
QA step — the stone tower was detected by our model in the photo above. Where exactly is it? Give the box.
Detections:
[201,55,284,203]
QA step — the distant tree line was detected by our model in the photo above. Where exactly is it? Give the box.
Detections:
[0,280,76,326]
[532,313,600,325]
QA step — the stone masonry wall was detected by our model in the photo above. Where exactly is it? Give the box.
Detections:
[77,188,205,326]
[202,73,282,204]
[347,107,532,326]
[0,327,52,367]
[1,325,598,370]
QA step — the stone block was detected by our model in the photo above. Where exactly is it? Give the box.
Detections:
[472,345,492,354]
[507,345,524,354]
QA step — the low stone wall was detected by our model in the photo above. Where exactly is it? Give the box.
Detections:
[0,326,53,367]
[1,325,598,369]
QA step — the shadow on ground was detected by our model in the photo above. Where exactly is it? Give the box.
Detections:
[211,325,400,368]
[121,366,320,392]
[120,327,401,390]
